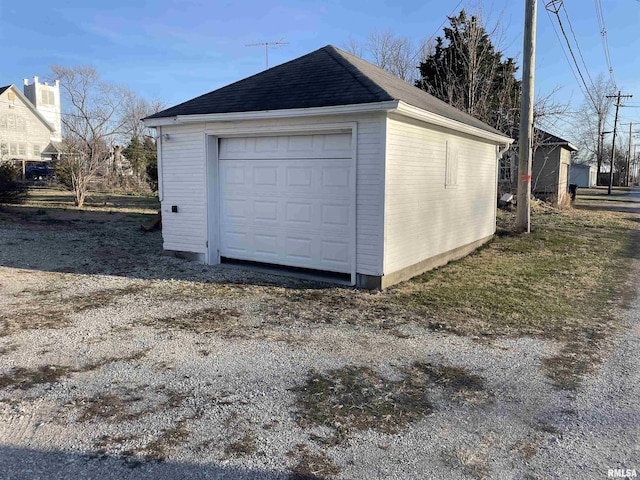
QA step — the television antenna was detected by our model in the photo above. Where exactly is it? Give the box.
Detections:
[246,40,289,69]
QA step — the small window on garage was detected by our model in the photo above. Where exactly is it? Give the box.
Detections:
[445,140,459,187]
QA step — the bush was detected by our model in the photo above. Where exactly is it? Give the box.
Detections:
[0,162,28,204]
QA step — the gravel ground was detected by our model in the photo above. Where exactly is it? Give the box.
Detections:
[0,204,638,479]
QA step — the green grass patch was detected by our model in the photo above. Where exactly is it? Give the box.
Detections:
[389,208,634,341]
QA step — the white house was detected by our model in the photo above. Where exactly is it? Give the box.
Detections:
[0,84,56,172]
[143,45,513,288]
[570,163,597,188]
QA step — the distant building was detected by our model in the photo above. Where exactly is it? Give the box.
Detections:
[499,129,578,205]
[0,77,62,176]
[23,76,62,143]
[570,163,597,188]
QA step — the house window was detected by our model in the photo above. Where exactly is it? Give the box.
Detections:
[9,143,17,155]
[499,157,512,182]
[18,144,26,156]
[445,140,459,187]
[33,145,41,156]
[41,90,54,105]
[0,116,6,129]
[7,115,15,129]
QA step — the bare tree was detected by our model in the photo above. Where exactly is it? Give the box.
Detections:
[122,94,166,142]
[343,30,428,83]
[573,74,615,178]
[52,65,131,207]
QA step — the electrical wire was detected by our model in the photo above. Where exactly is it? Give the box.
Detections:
[545,3,599,109]
[560,2,595,88]
[544,8,598,109]
[593,0,616,86]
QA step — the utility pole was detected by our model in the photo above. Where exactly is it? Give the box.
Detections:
[516,0,537,233]
[246,40,289,69]
[627,122,633,186]
[606,92,632,194]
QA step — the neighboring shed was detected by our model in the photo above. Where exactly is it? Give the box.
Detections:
[143,45,512,288]
[570,163,597,188]
[499,129,578,205]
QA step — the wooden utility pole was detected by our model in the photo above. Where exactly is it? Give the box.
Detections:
[246,40,289,69]
[627,122,633,186]
[516,0,537,233]
[606,92,632,194]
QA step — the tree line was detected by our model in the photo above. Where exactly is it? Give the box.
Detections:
[347,9,620,181]
[51,65,164,207]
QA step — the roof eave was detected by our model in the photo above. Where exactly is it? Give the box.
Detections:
[142,101,400,127]
[541,141,578,152]
[394,102,513,145]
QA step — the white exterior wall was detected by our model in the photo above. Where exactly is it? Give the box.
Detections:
[158,123,208,255]
[0,88,53,161]
[23,77,62,142]
[383,114,498,275]
[158,113,386,275]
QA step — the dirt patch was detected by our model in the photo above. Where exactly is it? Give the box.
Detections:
[0,350,149,391]
[138,307,244,336]
[290,444,341,479]
[1,285,150,337]
[76,385,185,423]
[223,432,258,458]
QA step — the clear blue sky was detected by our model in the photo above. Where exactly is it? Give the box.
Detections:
[1,0,639,131]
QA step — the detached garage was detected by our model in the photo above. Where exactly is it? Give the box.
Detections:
[144,45,512,288]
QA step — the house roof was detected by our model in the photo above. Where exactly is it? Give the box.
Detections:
[146,45,506,137]
[513,127,578,152]
[0,84,55,133]
[537,129,578,151]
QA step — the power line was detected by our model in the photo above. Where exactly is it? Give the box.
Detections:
[560,1,595,88]
[545,1,598,109]
[593,0,616,86]
[544,8,594,108]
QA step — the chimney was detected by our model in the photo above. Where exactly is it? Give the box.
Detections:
[33,76,39,84]
[23,79,29,86]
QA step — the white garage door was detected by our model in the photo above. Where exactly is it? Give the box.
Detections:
[218,133,354,274]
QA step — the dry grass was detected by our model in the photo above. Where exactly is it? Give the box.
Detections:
[137,306,243,335]
[14,187,160,214]
[0,350,148,391]
[1,285,149,337]
[292,362,485,444]
[442,448,491,480]
[290,444,341,479]
[77,385,185,423]
[223,432,258,458]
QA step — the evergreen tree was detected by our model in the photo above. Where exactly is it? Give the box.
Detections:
[143,136,158,192]
[122,135,146,177]
[416,11,521,134]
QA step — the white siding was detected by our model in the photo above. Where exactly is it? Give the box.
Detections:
[159,123,207,254]
[383,114,497,275]
[159,113,385,275]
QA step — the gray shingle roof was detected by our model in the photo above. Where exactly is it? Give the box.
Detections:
[0,85,11,95]
[147,45,506,137]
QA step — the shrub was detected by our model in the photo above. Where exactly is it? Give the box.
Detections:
[0,162,28,204]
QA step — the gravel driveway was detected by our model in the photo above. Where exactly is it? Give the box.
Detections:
[0,203,638,479]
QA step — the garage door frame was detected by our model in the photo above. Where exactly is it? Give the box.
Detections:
[205,122,358,285]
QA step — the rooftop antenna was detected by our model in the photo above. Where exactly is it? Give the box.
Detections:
[246,40,289,69]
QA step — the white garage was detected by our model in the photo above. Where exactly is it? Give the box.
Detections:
[217,133,355,276]
[144,45,512,288]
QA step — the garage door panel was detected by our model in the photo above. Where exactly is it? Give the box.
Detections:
[218,133,353,274]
